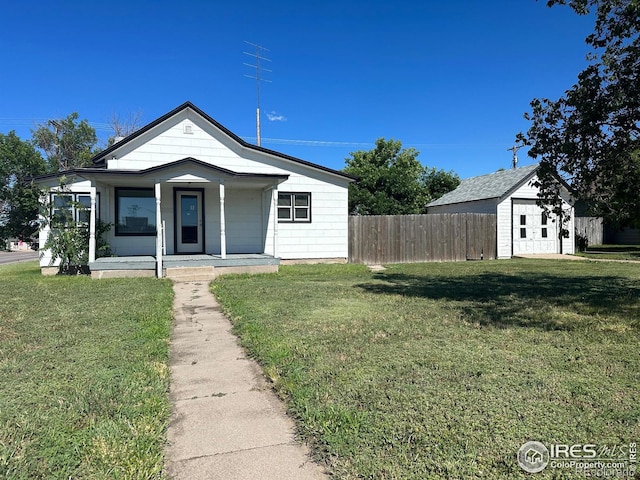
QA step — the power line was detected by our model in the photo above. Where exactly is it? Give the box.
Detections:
[0,118,112,132]
[242,137,509,149]
[0,117,513,151]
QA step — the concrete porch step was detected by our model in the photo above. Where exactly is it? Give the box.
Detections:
[165,266,216,282]
[165,264,279,282]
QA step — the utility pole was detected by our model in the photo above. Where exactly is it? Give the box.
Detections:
[507,144,523,169]
[243,41,272,147]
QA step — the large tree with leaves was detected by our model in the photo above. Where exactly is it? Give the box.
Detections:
[0,131,47,243]
[343,138,459,215]
[518,0,640,227]
[32,112,98,172]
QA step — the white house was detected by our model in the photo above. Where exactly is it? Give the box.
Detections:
[35,102,355,278]
[427,164,574,258]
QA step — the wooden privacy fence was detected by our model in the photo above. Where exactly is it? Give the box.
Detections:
[575,217,603,246]
[348,213,496,264]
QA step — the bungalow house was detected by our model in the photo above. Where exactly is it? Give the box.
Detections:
[35,102,355,278]
[427,164,574,258]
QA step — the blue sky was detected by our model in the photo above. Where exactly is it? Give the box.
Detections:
[0,1,594,179]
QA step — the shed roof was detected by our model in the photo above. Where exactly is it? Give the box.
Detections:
[427,163,539,207]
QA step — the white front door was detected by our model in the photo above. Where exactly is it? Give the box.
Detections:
[176,190,203,253]
[512,200,558,255]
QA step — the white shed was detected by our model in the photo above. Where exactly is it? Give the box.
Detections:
[427,164,574,258]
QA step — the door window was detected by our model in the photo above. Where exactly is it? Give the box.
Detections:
[181,195,198,244]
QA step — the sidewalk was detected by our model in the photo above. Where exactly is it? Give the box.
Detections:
[165,281,327,480]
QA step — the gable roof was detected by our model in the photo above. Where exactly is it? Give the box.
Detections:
[92,101,355,181]
[427,163,539,207]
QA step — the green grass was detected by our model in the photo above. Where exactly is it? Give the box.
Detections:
[577,244,640,261]
[213,260,640,479]
[0,262,174,479]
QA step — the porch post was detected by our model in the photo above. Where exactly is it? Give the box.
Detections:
[220,180,226,259]
[272,183,279,258]
[155,182,163,277]
[88,184,97,263]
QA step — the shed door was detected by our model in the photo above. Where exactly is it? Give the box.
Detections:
[512,200,557,255]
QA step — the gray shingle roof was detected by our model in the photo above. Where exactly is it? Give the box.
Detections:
[427,163,539,207]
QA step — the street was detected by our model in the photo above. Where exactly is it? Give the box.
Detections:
[0,250,39,265]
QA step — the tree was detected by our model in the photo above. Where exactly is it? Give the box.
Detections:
[0,131,47,243]
[107,111,142,146]
[343,138,460,215]
[517,0,640,227]
[41,181,111,274]
[421,166,462,204]
[32,112,98,172]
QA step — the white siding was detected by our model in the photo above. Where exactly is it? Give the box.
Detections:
[496,198,512,258]
[108,111,289,176]
[562,208,575,255]
[275,178,349,259]
[225,188,263,254]
[428,198,497,214]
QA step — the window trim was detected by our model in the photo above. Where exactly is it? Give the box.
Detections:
[50,192,100,226]
[277,192,312,223]
[115,187,157,236]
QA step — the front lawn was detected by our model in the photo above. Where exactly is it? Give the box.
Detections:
[213,260,640,479]
[0,262,174,479]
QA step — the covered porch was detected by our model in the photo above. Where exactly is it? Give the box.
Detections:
[76,157,289,278]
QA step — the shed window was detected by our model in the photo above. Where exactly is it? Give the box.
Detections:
[542,213,548,225]
[520,215,527,226]
[278,192,311,223]
[542,228,548,238]
[115,188,156,235]
[520,228,527,239]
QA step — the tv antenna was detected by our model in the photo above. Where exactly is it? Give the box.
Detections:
[243,41,272,146]
[507,144,523,169]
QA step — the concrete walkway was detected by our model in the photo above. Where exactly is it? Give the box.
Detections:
[165,281,327,480]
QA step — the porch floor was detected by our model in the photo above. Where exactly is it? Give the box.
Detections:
[90,253,279,271]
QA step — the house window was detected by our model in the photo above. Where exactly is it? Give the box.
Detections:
[51,193,99,225]
[542,228,548,238]
[541,213,548,225]
[520,228,527,239]
[278,192,311,223]
[115,188,156,235]
[520,215,527,226]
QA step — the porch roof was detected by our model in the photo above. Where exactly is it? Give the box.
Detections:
[32,157,289,187]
